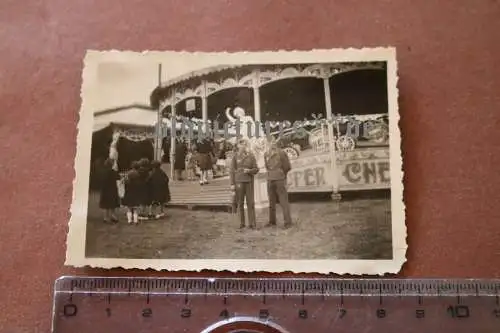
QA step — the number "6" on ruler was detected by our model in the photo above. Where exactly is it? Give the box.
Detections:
[447,305,470,318]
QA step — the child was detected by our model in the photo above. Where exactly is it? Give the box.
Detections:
[122,163,142,224]
[147,160,171,218]
[98,158,121,223]
[137,158,153,219]
[196,138,213,185]
[185,148,197,181]
[215,140,229,176]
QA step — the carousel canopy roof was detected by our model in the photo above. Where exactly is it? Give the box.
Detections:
[149,64,247,109]
[93,104,157,132]
[149,62,387,109]
[150,63,323,109]
[92,104,201,133]
[160,64,243,88]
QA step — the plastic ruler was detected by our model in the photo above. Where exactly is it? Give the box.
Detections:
[52,276,500,332]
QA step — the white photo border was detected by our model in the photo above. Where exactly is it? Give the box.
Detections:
[65,48,406,274]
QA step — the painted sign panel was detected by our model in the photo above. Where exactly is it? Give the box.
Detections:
[185,98,196,112]
[254,148,390,196]
[283,152,332,192]
[285,148,390,192]
[337,148,390,190]
[286,162,334,192]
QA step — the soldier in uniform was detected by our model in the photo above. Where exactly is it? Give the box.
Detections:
[230,139,259,229]
[264,138,292,228]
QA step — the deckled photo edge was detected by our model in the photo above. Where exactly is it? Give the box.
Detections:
[65,47,406,275]
[386,49,407,271]
[65,50,97,267]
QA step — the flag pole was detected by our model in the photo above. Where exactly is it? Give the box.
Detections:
[154,63,163,161]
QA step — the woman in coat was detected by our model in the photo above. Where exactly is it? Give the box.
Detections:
[99,158,121,223]
[196,137,214,185]
[147,160,171,218]
[137,158,153,218]
[173,138,187,181]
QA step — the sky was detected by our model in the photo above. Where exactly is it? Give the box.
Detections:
[87,52,239,113]
[90,62,161,112]
[85,50,391,115]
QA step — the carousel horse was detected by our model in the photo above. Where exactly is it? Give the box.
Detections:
[225,106,268,167]
[225,107,265,139]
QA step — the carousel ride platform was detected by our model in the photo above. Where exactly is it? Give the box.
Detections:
[166,176,234,211]
[163,143,391,211]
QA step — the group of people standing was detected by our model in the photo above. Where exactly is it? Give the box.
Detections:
[98,134,293,229]
[98,158,171,224]
[230,137,293,229]
[163,137,231,185]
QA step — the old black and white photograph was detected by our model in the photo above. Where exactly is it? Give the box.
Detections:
[66,49,405,273]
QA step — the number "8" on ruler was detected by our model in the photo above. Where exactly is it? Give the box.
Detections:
[447,305,470,318]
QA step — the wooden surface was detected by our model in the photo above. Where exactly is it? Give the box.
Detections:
[160,177,234,206]
[1,1,499,332]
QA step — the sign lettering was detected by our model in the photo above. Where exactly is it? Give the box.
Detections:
[341,161,390,185]
[287,166,327,189]
[272,151,391,193]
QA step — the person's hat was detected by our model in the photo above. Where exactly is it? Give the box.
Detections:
[131,161,140,170]
[138,158,150,166]
[238,137,250,147]
[127,169,139,179]
[104,158,114,167]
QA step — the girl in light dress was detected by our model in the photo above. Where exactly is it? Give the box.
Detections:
[185,147,198,181]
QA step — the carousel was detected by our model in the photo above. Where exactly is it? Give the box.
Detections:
[149,62,391,208]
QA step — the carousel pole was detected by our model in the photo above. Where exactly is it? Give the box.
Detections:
[253,69,261,124]
[322,67,341,200]
[170,88,177,180]
[202,80,208,133]
[154,63,163,161]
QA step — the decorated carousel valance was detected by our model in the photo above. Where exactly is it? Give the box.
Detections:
[117,129,155,142]
[109,123,156,142]
[150,62,386,109]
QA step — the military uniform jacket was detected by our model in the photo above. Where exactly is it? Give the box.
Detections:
[230,151,259,185]
[264,148,291,181]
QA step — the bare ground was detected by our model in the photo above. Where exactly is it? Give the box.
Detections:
[85,192,392,260]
